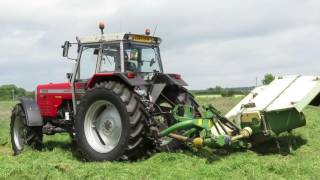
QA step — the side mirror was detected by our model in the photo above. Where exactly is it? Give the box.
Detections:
[66,73,73,82]
[62,41,71,57]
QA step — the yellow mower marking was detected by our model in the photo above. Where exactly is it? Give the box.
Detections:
[241,112,261,123]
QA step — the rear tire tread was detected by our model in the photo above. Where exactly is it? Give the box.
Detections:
[75,81,147,161]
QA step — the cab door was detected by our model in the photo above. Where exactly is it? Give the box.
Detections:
[74,44,101,100]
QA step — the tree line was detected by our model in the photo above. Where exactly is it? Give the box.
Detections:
[0,74,275,100]
[192,73,275,97]
[0,84,34,101]
[191,86,254,97]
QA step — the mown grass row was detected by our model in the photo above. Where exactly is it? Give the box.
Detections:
[0,99,320,179]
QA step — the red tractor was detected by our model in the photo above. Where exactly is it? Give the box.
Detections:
[10,23,199,161]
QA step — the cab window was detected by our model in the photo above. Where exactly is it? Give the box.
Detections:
[78,45,99,79]
[99,44,121,72]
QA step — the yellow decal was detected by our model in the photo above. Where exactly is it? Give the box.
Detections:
[241,112,261,123]
[208,120,213,128]
[132,35,152,43]
[197,119,203,126]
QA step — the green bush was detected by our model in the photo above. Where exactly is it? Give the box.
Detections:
[221,90,235,97]
[192,86,251,96]
[0,84,26,101]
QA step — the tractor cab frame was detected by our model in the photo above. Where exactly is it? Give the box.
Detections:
[62,33,164,114]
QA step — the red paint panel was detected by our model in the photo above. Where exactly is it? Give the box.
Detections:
[37,82,72,118]
[36,73,113,118]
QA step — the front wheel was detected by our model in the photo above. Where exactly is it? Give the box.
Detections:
[10,104,43,155]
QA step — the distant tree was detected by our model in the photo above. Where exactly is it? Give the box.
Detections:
[214,86,223,91]
[25,91,35,99]
[204,86,223,95]
[221,90,235,97]
[0,84,27,101]
[207,87,214,91]
[262,73,275,85]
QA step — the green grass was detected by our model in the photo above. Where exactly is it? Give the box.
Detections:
[0,98,320,179]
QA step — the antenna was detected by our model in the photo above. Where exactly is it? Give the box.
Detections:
[153,24,158,36]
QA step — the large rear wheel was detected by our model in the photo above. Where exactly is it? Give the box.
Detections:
[75,81,146,161]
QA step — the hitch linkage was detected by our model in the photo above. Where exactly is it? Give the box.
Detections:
[159,104,252,149]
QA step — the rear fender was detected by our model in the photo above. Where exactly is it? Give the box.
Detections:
[149,74,188,103]
[152,74,188,86]
[19,98,43,126]
[87,73,147,88]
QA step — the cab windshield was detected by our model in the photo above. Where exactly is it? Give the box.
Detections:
[124,43,162,73]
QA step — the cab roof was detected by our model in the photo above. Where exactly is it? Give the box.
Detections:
[79,33,162,44]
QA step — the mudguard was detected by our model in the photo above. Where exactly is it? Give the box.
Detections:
[19,98,43,126]
[115,73,148,86]
[87,73,148,88]
[152,74,188,86]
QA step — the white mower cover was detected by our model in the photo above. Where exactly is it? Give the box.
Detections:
[211,75,320,135]
[225,75,320,123]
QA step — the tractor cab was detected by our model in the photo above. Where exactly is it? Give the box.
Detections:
[62,24,163,82]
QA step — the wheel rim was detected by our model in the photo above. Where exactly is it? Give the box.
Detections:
[13,116,26,151]
[84,100,122,153]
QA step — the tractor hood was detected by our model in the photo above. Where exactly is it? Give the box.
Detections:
[37,82,71,94]
[36,82,72,118]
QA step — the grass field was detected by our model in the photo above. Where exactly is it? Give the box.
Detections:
[0,97,320,179]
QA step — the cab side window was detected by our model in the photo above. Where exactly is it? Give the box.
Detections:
[79,45,99,79]
[100,44,121,72]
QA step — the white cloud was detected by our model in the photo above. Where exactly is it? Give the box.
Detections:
[0,0,319,90]
[163,24,320,89]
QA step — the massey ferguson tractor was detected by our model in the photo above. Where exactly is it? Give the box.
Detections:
[10,22,320,161]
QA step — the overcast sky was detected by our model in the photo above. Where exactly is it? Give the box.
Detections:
[0,0,319,90]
